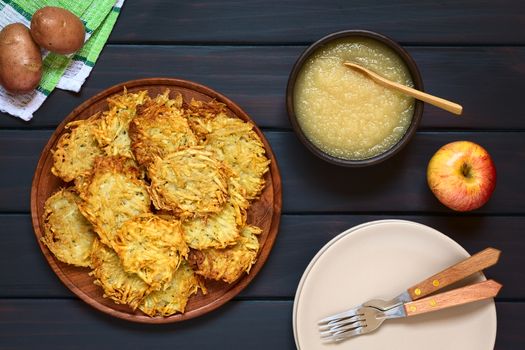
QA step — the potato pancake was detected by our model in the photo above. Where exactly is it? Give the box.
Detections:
[139,261,204,317]
[90,239,150,310]
[189,225,262,283]
[92,89,149,159]
[42,188,96,267]
[184,98,229,137]
[148,147,228,218]
[113,214,188,291]
[52,113,103,183]
[183,203,239,250]
[130,91,197,165]
[227,174,250,226]
[205,115,270,200]
[78,156,151,246]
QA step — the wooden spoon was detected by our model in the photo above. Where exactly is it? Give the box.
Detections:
[344,62,463,115]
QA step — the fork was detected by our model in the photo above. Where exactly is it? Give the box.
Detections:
[320,279,502,343]
[318,247,500,326]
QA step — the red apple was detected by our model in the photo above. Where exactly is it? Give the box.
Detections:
[427,141,496,211]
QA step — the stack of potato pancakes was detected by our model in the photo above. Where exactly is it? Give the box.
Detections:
[42,90,270,317]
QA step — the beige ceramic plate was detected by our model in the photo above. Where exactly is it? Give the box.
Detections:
[293,220,497,350]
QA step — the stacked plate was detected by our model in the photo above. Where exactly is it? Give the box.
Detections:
[293,220,497,350]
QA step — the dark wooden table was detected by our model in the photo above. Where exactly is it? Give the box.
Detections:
[1,1,524,349]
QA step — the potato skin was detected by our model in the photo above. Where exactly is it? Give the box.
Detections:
[30,6,85,55]
[0,23,42,93]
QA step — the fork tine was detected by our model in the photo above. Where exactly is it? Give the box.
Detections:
[321,325,366,343]
[318,306,361,325]
[320,320,366,338]
[317,313,363,331]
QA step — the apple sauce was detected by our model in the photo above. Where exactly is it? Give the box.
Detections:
[293,37,415,160]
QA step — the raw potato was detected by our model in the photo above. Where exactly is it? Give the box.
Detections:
[30,6,85,55]
[0,23,42,93]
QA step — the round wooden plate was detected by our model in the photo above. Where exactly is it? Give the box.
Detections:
[30,78,282,323]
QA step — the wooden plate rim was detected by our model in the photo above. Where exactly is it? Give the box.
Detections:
[30,78,282,324]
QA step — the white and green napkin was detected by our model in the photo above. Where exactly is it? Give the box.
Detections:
[0,0,125,121]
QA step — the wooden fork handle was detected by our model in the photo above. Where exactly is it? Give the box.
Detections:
[407,247,501,300]
[404,279,502,317]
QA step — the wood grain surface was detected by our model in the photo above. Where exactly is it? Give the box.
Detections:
[1,0,524,348]
[2,131,523,213]
[108,0,525,44]
[30,79,282,323]
[0,214,522,299]
[0,300,521,349]
[1,46,525,129]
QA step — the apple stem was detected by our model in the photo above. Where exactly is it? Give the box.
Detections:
[461,163,472,178]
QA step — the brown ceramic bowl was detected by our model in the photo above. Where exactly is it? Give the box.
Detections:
[286,30,424,167]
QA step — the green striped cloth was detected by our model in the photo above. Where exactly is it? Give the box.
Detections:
[0,0,125,121]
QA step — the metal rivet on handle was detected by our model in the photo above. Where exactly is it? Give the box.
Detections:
[432,279,440,287]
[414,288,421,296]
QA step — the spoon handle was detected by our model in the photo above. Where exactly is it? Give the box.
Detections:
[380,78,463,115]
[344,62,463,115]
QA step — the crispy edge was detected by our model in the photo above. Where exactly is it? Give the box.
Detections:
[92,89,150,159]
[89,239,151,310]
[189,225,262,283]
[51,113,103,182]
[138,261,206,316]
[41,188,96,267]
[182,203,240,250]
[77,156,151,246]
[147,147,229,218]
[113,214,189,291]
[205,115,270,200]
[129,91,197,166]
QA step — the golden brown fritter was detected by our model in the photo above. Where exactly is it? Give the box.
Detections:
[184,98,229,137]
[113,214,189,291]
[90,239,150,309]
[148,147,228,218]
[204,115,270,200]
[183,203,239,250]
[78,156,151,247]
[227,174,250,226]
[92,89,150,159]
[42,188,96,267]
[139,261,205,317]
[189,225,262,283]
[129,91,197,166]
[51,113,103,183]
